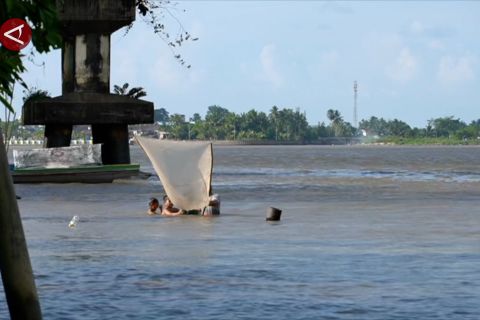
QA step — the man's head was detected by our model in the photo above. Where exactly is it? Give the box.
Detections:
[163,195,173,208]
[149,197,159,211]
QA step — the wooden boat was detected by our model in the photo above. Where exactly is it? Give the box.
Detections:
[11,164,140,184]
[10,144,144,183]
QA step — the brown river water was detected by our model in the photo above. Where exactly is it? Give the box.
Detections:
[2,145,479,319]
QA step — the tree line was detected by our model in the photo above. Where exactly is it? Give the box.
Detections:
[2,85,479,144]
[155,105,309,141]
[154,105,480,143]
[2,105,479,144]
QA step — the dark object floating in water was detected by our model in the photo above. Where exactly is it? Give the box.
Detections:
[266,207,282,221]
[16,195,21,200]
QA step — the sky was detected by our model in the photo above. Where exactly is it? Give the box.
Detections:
[13,1,480,128]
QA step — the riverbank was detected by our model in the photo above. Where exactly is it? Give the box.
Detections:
[377,136,480,145]
[211,137,479,146]
[6,138,479,153]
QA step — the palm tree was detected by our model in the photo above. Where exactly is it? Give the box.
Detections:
[269,106,279,140]
[22,87,51,104]
[327,109,342,124]
[327,109,344,137]
[113,83,147,99]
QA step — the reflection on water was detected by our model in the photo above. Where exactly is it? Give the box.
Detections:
[1,145,480,319]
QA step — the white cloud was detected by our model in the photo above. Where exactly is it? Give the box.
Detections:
[437,55,476,85]
[386,47,417,82]
[410,21,424,35]
[259,44,284,88]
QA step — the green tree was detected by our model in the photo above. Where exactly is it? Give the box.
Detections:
[410,127,425,138]
[430,116,466,138]
[315,122,330,138]
[359,116,390,136]
[386,119,412,137]
[154,108,170,124]
[327,109,345,137]
[292,108,309,141]
[337,121,356,137]
[224,112,239,140]
[204,105,231,139]
[169,113,187,139]
[268,106,280,140]
[327,109,342,123]
[188,113,203,140]
[238,109,269,139]
[22,87,51,104]
[113,83,147,99]
[279,108,301,140]
[190,113,202,122]
[190,120,206,140]
[454,119,479,140]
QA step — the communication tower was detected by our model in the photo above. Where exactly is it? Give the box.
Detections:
[353,81,358,128]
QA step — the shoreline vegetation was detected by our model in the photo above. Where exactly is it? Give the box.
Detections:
[3,105,480,146]
[211,137,480,146]
[148,106,480,146]
[5,137,480,148]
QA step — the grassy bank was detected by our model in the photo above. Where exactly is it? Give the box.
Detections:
[378,136,480,145]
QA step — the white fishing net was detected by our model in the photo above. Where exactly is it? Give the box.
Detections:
[137,137,212,210]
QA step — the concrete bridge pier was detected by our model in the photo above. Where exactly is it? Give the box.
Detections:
[23,0,154,164]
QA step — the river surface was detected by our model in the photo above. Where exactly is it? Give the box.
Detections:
[2,145,480,319]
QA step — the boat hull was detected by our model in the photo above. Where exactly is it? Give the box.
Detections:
[11,164,140,184]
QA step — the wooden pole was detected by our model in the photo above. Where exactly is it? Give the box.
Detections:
[0,130,42,319]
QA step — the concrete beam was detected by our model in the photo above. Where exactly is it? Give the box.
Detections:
[56,0,136,34]
[23,93,154,125]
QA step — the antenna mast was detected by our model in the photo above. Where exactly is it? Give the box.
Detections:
[353,81,358,128]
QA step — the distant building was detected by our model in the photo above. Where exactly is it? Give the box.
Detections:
[158,131,170,140]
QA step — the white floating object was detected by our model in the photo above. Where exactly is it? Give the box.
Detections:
[68,216,79,229]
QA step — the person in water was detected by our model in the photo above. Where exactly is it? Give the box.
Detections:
[161,195,186,216]
[183,193,221,216]
[147,197,160,215]
[148,194,220,216]
[202,193,220,216]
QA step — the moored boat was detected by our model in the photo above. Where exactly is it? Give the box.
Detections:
[9,144,141,183]
[11,163,140,184]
